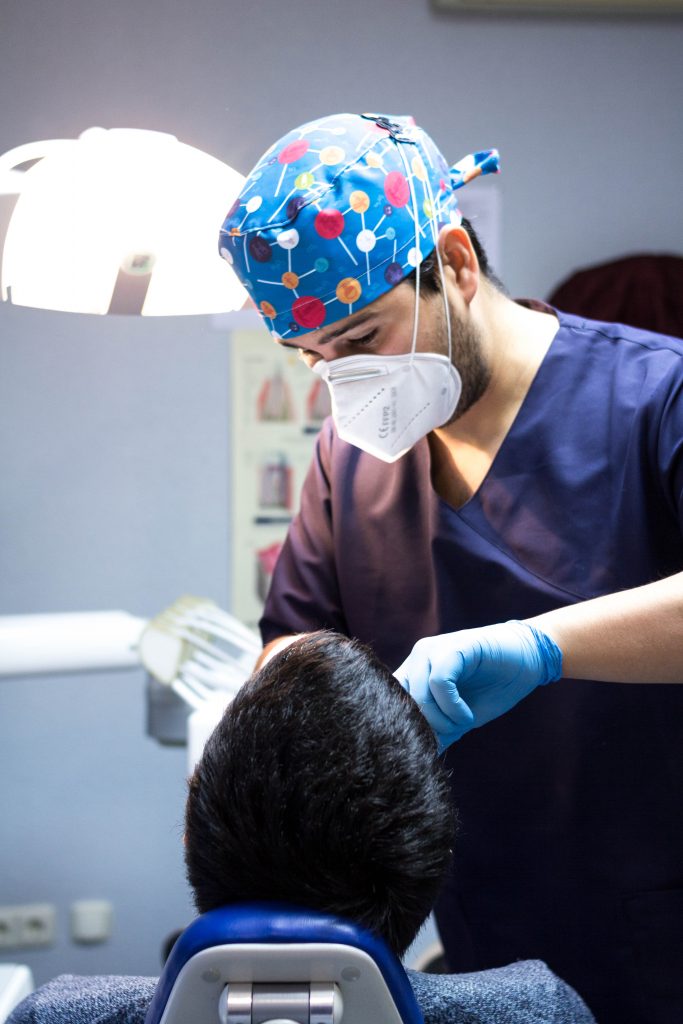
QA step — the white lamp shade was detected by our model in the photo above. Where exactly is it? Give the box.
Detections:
[0,128,248,315]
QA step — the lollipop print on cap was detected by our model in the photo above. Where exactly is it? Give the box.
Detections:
[315,208,358,267]
[279,139,310,164]
[273,138,311,199]
[315,209,345,239]
[218,112,500,338]
[249,235,273,263]
[292,296,326,330]
[384,171,410,208]
[336,277,362,309]
[349,190,370,214]
[320,145,346,166]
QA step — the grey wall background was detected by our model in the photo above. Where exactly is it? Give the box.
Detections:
[1,0,682,986]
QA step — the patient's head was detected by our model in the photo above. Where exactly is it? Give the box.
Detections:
[184,631,456,956]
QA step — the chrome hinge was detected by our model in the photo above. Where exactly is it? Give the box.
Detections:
[219,982,341,1024]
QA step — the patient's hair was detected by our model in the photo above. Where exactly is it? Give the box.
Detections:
[184,631,456,956]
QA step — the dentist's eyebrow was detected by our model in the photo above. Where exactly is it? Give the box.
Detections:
[276,311,379,350]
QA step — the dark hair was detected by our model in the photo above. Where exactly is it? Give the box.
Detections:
[185,631,456,956]
[407,216,504,295]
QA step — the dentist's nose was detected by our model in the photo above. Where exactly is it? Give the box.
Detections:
[299,349,324,369]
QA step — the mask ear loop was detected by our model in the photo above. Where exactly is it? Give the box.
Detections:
[398,140,453,368]
[396,142,422,365]
[422,166,453,368]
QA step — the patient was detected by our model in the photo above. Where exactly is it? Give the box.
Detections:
[184,631,595,1023]
[9,631,595,1024]
[185,630,455,956]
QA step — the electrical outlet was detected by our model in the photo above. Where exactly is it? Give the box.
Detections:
[0,904,56,949]
[0,908,20,950]
[17,904,56,947]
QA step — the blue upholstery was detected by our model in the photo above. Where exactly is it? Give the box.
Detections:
[144,903,424,1024]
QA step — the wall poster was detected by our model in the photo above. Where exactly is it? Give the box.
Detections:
[230,327,330,630]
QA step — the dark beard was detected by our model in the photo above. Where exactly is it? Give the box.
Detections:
[439,306,491,424]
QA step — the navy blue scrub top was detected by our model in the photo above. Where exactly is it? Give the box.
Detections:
[261,309,683,1024]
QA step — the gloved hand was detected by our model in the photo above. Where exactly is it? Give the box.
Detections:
[393,620,563,752]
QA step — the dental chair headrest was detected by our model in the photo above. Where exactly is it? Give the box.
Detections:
[145,903,424,1024]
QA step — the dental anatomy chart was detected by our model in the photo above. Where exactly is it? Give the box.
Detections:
[230,327,330,629]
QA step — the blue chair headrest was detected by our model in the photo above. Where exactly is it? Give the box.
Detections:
[145,903,424,1024]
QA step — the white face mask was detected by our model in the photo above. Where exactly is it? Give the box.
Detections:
[309,138,464,463]
[312,351,461,463]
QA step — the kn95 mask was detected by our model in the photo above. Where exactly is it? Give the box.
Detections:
[312,352,461,463]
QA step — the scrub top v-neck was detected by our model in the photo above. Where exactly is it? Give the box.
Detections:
[261,308,683,1024]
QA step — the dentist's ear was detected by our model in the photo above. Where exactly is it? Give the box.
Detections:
[438,224,480,306]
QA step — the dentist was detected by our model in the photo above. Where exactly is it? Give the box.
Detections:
[219,113,683,1024]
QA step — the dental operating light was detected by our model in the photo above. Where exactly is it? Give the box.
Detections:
[0,128,247,315]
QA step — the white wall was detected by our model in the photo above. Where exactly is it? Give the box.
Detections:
[1,0,682,985]
[0,305,233,982]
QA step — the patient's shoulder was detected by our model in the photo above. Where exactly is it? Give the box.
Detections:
[7,975,157,1024]
[9,964,595,1024]
[406,960,595,1024]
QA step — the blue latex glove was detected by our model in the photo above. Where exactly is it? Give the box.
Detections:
[393,620,563,751]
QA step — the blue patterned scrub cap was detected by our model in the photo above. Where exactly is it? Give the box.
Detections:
[219,113,499,339]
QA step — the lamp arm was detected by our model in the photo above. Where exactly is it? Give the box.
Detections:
[0,611,147,678]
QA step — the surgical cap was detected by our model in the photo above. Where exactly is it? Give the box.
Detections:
[219,112,499,339]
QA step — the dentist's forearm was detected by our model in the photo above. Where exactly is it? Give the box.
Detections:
[526,572,683,684]
[255,634,300,670]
